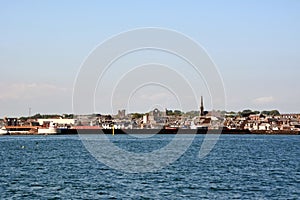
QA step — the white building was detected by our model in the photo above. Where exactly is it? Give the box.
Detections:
[38,118,75,127]
[258,123,271,130]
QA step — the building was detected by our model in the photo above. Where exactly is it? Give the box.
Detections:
[117,109,126,119]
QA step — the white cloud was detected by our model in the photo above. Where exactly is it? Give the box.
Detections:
[253,96,274,105]
[0,83,68,101]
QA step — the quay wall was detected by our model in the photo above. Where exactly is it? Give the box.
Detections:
[2,129,299,135]
[60,128,299,135]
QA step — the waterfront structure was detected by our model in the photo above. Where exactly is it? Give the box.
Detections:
[1,105,300,134]
[4,117,19,126]
[37,118,75,128]
[224,113,300,132]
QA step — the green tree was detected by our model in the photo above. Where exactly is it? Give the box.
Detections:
[131,113,143,119]
[174,110,182,116]
[270,110,280,116]
[166,109,174,116]
[240,109,253,117]
[262,110,280,116]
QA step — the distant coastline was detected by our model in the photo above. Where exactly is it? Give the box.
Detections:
[1,99,300,136]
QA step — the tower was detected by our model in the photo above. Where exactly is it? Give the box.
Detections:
[200,96,204,116]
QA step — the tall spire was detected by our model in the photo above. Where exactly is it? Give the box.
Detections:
[200,96,204,116]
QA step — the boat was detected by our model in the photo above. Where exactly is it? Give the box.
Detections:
[4,125,39,135]
[38,122,61,135]
[0,127,9,135]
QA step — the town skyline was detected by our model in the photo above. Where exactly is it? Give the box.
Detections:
[2,106,299,135]
[0,107,288,119]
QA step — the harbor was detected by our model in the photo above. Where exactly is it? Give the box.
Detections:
[1,96,300,135]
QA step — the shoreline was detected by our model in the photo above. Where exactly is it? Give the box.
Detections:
[2,128,299,135]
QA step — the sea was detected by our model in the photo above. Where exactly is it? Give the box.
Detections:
[0,134,299,199]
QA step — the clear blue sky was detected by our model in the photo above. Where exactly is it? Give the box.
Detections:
[0,0,299,116]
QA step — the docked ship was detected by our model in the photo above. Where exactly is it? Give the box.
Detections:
[4,125,39,135]
[37,122,61,135]
[3,117,62,135]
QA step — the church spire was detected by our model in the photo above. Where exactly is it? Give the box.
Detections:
[200,96,204,116]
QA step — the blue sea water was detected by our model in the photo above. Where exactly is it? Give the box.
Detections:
[0,134,299,199]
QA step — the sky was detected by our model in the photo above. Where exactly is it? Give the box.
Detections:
[0,0,299,116]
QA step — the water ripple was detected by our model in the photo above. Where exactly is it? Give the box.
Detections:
[0,134,299,199]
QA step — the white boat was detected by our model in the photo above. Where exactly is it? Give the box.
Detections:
[38,122,61,134]
[0,127,9,135]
